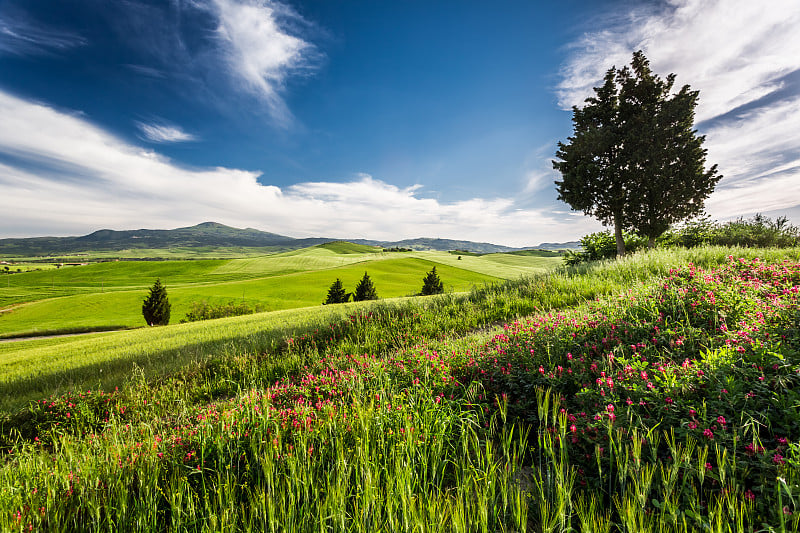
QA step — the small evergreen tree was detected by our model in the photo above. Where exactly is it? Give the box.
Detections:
[323,278,349,304]
[420,267,444,295]
[353,272,378,301]
[142,278,171,326]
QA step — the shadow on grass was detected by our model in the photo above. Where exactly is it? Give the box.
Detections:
[0,325,134,341]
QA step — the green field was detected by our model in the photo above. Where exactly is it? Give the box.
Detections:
[0,244,561,337]
[2,246,800,531]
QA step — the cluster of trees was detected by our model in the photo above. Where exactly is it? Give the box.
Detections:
[554,51,721,256]
[323,267,444,305]
[565,214,800,265]
[323,272,379,304]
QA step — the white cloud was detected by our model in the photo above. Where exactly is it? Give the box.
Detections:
[0,90,593,247]
[208,0,320,125]
[557,0,800,121]
[0,11,87,56]
[136,121,198,143]
[556,0,800,222]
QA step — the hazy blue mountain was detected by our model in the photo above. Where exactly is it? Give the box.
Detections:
[0,222,577,256]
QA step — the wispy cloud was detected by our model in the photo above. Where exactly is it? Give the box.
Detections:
[0,90,595,246]
[208,0,321,125]
[556,0,800,220]
[0,10,86,56]
[136,121,198,143]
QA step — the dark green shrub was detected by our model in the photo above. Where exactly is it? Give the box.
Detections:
[181,300,265,323]
[657,216,717,248]
[710,214,799,247]
[564,231,646,264]
[353,272,378,301]
[142,278,170,326]
[324,279,350,304]
[420,267,444,295]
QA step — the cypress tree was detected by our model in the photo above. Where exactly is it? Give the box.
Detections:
[420,267,444,296]
[323,278,349,304]
[353,272,378,301]
[142,278,171,326]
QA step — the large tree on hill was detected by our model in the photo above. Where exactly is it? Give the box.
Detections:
[554,51,720,255]
[142,278,171,326]
[353,272,378,301]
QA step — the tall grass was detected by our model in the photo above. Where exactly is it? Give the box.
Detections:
[1,246,799,531]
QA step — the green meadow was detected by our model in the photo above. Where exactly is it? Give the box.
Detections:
[2,246,800,531]
[0,243,561,337]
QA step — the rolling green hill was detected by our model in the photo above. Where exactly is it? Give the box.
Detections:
[0,242,563,337]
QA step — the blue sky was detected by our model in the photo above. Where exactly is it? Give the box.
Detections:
[1,0,798,247]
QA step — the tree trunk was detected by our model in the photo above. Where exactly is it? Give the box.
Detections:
[614,212,626,257]
[648,235,656,248]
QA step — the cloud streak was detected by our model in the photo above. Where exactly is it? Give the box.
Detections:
[136,121,198,143]
[0,90,595,246]
[208,0,321,125]
[0,10,86,56]
[556,0,800,221]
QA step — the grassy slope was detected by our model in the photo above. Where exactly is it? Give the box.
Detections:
[0,257,500,336]
[1,246,799,532]
[0,245,561,337]
[3,245,793,412]
[0,301,391,409]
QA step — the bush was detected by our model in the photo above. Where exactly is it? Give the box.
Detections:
[567,214,800,265]
[142,279,171,326]
[563,231,646,265]
[712,214,799,247]
[657,215,717,248]
[180,300,265,323]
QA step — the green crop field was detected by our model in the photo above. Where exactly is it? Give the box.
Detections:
[0,244,562,337]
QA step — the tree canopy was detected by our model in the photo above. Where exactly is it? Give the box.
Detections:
[554,51,721,255]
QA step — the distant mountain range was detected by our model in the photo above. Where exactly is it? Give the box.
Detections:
[0,222,580,256]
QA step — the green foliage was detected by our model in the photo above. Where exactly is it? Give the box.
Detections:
[616,52,721,244]
[353,272,378,301]
[564,230,647,265]
[657,215,718,248]
[567,214,800,265]
[141,278,170,326]
[554,51,720,254]
[420,266,444,295]
[712,214,800,248]
[180,300,265,323]
[323,278,350,304]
